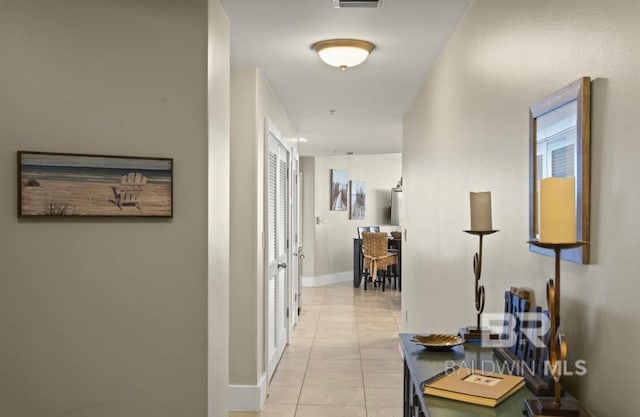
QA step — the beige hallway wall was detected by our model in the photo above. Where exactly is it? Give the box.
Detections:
[0,1,219,416]
[402,1,640,416]
[208,1,231,416]
[229,68,297,409]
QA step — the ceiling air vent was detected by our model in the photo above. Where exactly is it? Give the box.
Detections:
[333,0,385,8]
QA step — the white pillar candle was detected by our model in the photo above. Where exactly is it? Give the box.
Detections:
[470,191,492,231]
[539,177,576,243]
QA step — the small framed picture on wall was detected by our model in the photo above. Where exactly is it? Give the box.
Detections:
[330,169,348,211]
[349,180,366,220]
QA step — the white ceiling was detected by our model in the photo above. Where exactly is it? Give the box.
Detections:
[220,0,471,156]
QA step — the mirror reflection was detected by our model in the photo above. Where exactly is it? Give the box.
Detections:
[529,77,591,264]
[534,100,577,236]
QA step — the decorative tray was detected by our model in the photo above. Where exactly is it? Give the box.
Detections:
[411,334,464,351]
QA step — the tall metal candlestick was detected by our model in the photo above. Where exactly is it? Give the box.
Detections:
[459,229,499,342]
[524,240,588,417]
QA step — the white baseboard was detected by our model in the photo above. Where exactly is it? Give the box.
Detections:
[301,271,352,287]
[228,373,267,411]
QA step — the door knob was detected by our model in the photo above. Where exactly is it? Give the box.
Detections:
[278,263,287,269]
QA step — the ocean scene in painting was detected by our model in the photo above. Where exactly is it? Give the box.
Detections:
[19,153,172,217]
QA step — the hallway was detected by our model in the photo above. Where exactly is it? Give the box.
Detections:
[231,282,403,417]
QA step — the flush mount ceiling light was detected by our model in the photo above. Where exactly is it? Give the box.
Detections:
[311,39,375,70]
[333,0,385,8]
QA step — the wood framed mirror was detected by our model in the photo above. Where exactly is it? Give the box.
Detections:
[529,77,591,264]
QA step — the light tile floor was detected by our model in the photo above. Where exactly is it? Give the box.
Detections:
[230,281,403,417]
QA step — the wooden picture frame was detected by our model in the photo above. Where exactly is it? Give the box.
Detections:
[18,151,173,218]
[529,77,591,263]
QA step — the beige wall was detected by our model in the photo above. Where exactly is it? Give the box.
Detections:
[229,69,259,386]
[402,1,640,416]
[302,154,402,278]
[0,1,218,416]
[207,1,230,416]
[229,69,297,396]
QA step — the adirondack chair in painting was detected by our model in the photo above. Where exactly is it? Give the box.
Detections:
[111,172,147,209]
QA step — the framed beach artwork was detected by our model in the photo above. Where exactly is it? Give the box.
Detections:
[349,180,366,220]
[330,169,348,211]
[18,151,173,218]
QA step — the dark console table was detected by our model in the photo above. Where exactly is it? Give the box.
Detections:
[400,333,586,417]
[353,237,402,289]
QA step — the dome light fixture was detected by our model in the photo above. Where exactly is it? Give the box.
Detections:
[311,39,375,70]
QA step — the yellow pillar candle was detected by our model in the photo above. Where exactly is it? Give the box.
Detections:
[470,191,492,231]
[539,177,576,243]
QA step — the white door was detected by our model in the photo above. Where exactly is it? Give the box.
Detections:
[290,156,300,329]
[296,172,304,316]
[267,133,289,380]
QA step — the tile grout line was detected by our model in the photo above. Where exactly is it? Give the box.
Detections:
[357,290,370,417]
[293,285,324,416]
